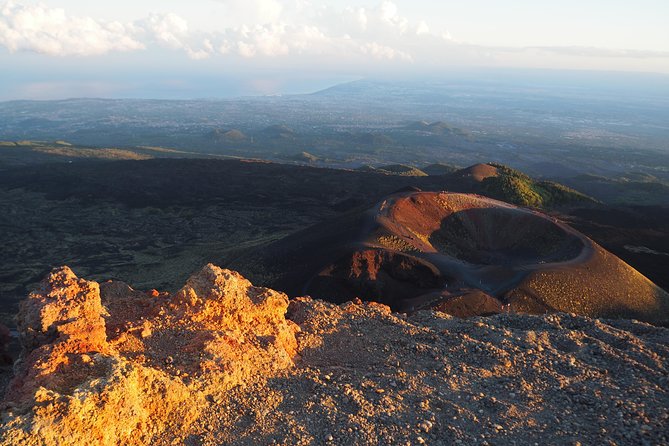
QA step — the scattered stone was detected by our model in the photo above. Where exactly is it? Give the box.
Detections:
[140,321,152,338]
[419,420,433,432]
[0,265,667,446]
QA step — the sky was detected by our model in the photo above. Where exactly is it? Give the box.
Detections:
[1,0,668,99]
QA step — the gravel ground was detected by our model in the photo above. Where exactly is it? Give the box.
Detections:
[183,298,669,446]
[2,267,667,446]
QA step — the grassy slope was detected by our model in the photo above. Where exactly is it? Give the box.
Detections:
[481,163,595,208]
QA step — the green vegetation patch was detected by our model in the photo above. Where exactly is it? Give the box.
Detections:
[481,163,594,208]
[375,164,428,177]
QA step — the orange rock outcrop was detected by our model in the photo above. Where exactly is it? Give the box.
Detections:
[1,264,299,445]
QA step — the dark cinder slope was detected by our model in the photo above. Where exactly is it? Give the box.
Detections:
[2,158,666,326]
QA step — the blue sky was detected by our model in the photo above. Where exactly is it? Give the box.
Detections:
[1,0,668,99]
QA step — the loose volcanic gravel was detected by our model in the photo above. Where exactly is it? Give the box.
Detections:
[184,297,669,446]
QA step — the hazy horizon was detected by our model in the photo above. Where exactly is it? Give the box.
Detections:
[1,68,668,102]
[1,0,669,100]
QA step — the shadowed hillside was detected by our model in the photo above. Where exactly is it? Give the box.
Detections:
[0,159,666,328]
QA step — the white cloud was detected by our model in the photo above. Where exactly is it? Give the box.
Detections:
[143,13,189,49]
[19,0,664,70]
[212,0,284,25]
[186,47,212,60]
[346,7,368,31]
[359,41,412,61]
[416,21,430,36]
[376,1,408,33]
[0,3,214,60]
[212,22,329,59]
[139,12,214,59]
[0,1,143,56]
[316,1,413,41]
[0,1,430,62]
[242,24,289,57]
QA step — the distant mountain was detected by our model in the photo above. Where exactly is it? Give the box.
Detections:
[452,163,501,182]
[209,128,246,141]
[261,125,296,139]
[281,151,320,163]
[561,173,669,206]
[404,121,467,136]
[422,163,459,176]
[0,140,185,167]
[353,132,393,146]
[367,164,428,177]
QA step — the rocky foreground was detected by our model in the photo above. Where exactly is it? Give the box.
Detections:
[1,265,668,445]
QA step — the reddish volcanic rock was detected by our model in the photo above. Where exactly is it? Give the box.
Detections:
[426,290,504,318]
[377,192,669,324]
[453,163,500,182]
[251,191,669,324]
[1,264,299,446]
[309,248,447,308]
[16,266,107,354]
[6,267,109,403]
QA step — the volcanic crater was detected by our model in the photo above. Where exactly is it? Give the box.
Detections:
[243,191,669,324]
[379,192,585,266]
